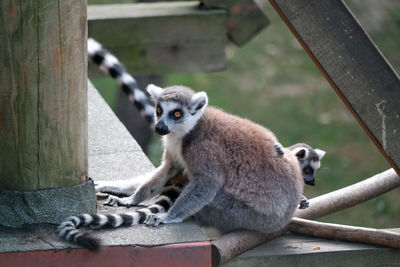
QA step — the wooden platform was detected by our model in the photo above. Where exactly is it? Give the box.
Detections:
[1,83,399,266]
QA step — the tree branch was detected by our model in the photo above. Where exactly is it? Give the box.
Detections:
[295,169,400,220]
[211,230,282,266]
[289,217,400,249]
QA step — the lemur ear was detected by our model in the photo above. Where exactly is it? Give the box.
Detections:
[189,91,208,113]
[295,148,306,159]
[146,84,163,99]
[315,149,326,160]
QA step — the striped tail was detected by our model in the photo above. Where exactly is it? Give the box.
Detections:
[58,185,181,250]
[87,38,155,125]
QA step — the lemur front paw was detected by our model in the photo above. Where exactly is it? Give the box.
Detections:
[103,195,135,207]
[145,213,168,226]
[145,213,183,227]
[299,198,310,209]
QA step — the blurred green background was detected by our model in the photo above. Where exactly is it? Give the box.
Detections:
[90,0,400,228]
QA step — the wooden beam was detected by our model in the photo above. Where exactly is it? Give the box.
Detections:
[0,0,88,190]
[269,0,400,175]
[88,2,227,75]
[200,0,270,46]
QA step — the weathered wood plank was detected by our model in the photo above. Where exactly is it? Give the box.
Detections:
[0,0,87,190]
[88,2,227,75]
[270,0,400,175]
[200,0,270,46]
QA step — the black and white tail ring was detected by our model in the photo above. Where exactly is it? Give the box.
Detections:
[58,185,181,250]
[88,38,155,125]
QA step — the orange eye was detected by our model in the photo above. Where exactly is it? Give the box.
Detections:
[174,111,181,118]
[156,106,162,115]
[305,168,311,174]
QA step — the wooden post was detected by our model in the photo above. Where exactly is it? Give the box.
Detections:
[0,0,87,190]
[0,0,95,227]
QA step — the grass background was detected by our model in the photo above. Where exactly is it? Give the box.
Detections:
[91,0,400,228]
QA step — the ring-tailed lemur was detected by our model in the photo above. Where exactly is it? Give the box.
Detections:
[59,85,304,249]
[87,37,325,210]
[87,38,155,124]
[87,37,325,199]
[275,142,326,209]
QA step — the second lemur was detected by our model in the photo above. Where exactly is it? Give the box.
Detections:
[275,142,325,209]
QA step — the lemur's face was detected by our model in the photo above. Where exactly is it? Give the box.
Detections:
[146,84,208,137]
[154,101,188,136]
[294,147,326,186]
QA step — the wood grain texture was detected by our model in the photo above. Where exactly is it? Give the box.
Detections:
[0,0,39,190]
[0,0,87,190]
[269,0,400,175]
[88,2,226,75]
[201,0,270,46]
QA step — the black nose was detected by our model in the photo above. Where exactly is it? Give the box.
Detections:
[155,122,170,135]
[305,179,315,186]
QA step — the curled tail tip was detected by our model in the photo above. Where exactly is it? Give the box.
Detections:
[77,234,102,251]
[58,224,102,251]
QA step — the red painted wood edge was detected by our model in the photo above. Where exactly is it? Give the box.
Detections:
[268,0,400,176]
[0,241,212,267]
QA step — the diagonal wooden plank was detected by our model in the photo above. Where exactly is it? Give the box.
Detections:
[269,0,400,175]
